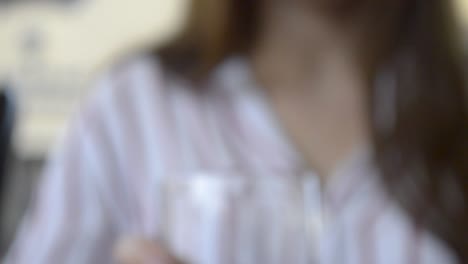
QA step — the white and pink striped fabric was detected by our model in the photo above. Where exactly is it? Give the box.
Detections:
[5,55,457,263]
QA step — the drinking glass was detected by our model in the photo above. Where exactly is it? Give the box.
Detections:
[159,171,321,264]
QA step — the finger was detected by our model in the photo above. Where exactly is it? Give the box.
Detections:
[114,238,174,264]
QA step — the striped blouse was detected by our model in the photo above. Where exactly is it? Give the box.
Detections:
[5,55,457,264]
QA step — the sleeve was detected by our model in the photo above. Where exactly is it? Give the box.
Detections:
[4,75,124,264]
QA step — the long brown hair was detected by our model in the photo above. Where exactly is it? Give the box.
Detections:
[158,0,468,261]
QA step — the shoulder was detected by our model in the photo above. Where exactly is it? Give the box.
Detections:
[89,53,167,105]
[71,54,184,162]
[80,53,180,125]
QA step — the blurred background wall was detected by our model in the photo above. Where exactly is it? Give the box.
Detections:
[0,0,187,253]
[0,0,187,157]
[0,0,467,255]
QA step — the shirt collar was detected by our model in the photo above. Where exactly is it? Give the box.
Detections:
[212,56,378,205]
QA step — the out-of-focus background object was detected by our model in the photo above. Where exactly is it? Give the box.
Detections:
[0,0,188,253]
[0,0,188,158]
[0,0,466,256]
[0,86,15,194]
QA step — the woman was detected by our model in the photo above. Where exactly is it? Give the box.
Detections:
[6,0,467,263]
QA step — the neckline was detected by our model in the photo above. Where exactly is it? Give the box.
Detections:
[212,55,307,169]
[212,55,375,205]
